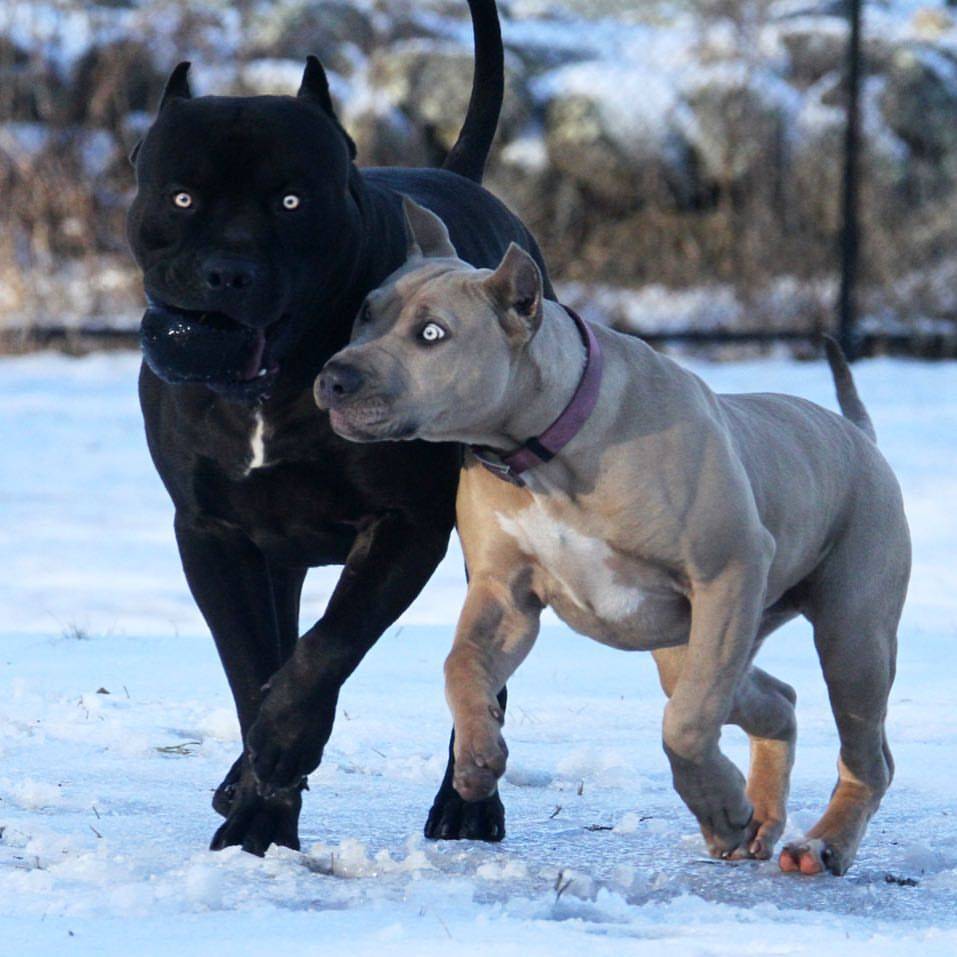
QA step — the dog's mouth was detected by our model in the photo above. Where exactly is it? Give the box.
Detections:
[140,302,290,400]
[327,399,417,443]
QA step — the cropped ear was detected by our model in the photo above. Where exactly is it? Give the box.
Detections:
[159,62,191,110]
[298,55,357,160]
[402,196,457,260]
[482,243,544,343]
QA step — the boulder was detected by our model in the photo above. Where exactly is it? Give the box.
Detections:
[0,41,63,123]
[367,39,532,152]
[68,41,166,126]
[778,18,849,89]
[676,65,797,186]
[347,100,431,168]
[878,44,957,161]
[245,1,376,76]
[540,61,696,208]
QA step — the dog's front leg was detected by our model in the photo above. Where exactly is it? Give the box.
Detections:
[663,548,773,858]
[174,514,306,855]
[244,512,450,793]
[443,576,542,804]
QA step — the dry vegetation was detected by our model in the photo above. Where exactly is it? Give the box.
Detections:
[1,0,956,343]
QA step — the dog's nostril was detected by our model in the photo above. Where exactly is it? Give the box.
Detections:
[204,258,258,292]
[321,364,362,401]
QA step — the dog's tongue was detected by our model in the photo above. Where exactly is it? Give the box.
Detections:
[240,331,267,381]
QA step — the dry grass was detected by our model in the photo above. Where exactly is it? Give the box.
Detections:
[1,0,955,346]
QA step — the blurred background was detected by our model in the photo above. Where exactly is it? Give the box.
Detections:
[1,0,956,350]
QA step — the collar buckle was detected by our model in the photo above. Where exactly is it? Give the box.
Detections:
[470,449,527,487]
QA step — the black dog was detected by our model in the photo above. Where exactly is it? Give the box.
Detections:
[127,0,554,855]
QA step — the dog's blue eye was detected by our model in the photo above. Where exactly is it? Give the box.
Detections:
[172,191,193,209]
[282,194,301,211]
[420,322,446,343]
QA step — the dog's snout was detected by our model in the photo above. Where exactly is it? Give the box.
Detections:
[203,256,260,292]
[317,362,364,406]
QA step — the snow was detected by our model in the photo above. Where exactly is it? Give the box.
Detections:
[1,351,956,953]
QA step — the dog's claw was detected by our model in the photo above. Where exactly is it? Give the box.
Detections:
[212,754,246,818]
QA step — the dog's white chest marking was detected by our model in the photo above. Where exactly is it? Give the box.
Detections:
[246,411,267,473]
[496,502,646,622]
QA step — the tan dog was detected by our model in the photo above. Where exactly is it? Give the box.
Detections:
[315,198,911,876]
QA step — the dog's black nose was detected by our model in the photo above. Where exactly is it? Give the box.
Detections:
[317,362,364,405]
[203,255,260,292]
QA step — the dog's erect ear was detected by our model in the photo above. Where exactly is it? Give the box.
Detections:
[483,243,544,343]
[159,62,191,111]
[298,55,357,160]
[402,197,457,260]
[297,55,336,112]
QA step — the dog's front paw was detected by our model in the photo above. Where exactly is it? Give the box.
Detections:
[724,815,785,861]
[425,785,505,842]
[666,748,754,856]
[452,717,509,803]
[246,668,335,789]
[209,759,304,856]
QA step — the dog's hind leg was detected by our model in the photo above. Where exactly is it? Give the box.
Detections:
[727,667,797,859]
[780,510,909,876]
[425,686,508,842]
[779,614,899,875]
[271,563,308,664]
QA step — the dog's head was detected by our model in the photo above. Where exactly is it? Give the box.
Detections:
[128,59,361,402]
[315,197,544,444]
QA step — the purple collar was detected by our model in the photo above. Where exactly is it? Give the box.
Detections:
[471,305,603,487]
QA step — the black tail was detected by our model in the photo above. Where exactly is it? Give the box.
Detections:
[823,335,877,442]
[442,0,504,184]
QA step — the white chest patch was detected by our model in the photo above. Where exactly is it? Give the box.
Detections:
[246,411,267,473]
[496,502,647,623]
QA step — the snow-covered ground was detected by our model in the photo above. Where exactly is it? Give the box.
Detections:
[1,352,955,955]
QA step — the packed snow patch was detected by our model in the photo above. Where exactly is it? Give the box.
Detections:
[1,352,956,955]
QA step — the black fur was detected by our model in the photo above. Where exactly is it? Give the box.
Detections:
[127,0,553,855]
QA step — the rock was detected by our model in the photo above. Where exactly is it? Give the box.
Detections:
[540,61,695,208]
[347,100,430,168]
[677,65,797,186]
[367,39,531,152]
[778,18,849,88]
[879,44,957,161]
[68,41,166,127]
[0,41,63,123]
[246,1,376,76]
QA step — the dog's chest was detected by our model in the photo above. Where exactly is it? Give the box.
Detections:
[246,410,268,474]
[495,501,648,624]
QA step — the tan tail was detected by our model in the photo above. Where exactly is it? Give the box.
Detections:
[823,336,876,442]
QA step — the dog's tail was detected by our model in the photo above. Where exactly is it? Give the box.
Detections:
[442,0,504,184]
[823,335,877,442]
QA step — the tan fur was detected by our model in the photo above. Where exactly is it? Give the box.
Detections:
[318,199,911,876]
